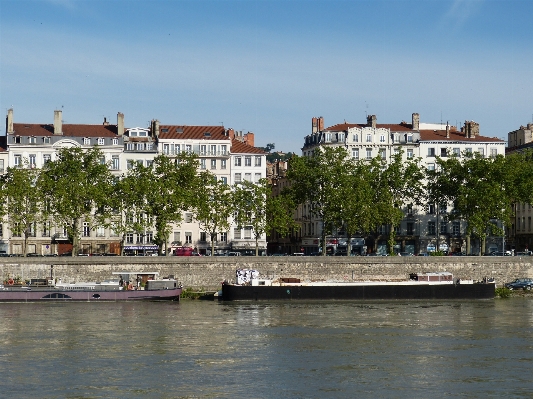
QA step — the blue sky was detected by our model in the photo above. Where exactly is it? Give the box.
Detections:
[1,0,532,153]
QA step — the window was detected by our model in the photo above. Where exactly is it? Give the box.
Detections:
[406,204,413,216]
[338,132,345,142]
[379,148,386,160]
[427,163,435,171]
[136,233,144,244]
[352,148,359,159]
[29,154,36,168]
[407,135,413,143]
[126,233,134,243]
[221,176,228,184]
[221,145,227,155]
[0,224,3,237]
[366,133,372,143]
[440,222,447,234]
[112,138,118,145]
[43,137,51,144]
[221,159,227,169]
[233,228,241,239]
[428,148,435,157]
[163,144,170,155]
[407,149,413,159]
[0,159,3,173]
[380,134,385,143]
[146,143,153,151]
[211,159,216,169]
[173,231,181,243]
[245,156,251,166]
[83,222,90,237]
[235,173,241,183]
[428,204,435,215]
[200,159,206,169]
[185,232,192,244]
[42,221,51,237]
[83,138,90,145]
[146,232,153,243]
[127,160,134,170]
[366,148,372,160]
[325,133,331,142]
[478,148,484,156]
[28,136,36,144]
[244,173,252,182]
[200,232,207,242]
[452,221,461,236]
[185,213,193,223]
[352,134,359,142]
[407,222,414,235]
[111,156,119,170]
[200,145,207,155]
[490,148,498,157]
[440,148,447,157]
[453,148,460,157]
[98,138,105,145]
[185,145,192,153]
[235,157,241,166]
[210,145,217,155]
[465,148,472,155]
[136,143,145,151]
[254,173,261,182]
[244,227,252,239]
[255,156,262,167]
[14,154,21,167]
[428,221,436,235]
[96,226,105,237]
[219,232,227,242]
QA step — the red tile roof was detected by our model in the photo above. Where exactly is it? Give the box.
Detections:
[231,139,266,155]
[420,129,504,143]
[11,123,119,137]
[158,125,229,141]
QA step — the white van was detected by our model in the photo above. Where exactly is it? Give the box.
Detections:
[228,252,241,256]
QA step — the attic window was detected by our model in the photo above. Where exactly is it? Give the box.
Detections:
[204,132,211,137]
[176,128,183,133]
[161,128,169,133]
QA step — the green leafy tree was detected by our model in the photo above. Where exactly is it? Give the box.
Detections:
[0,163,42,256]
[429,152,513,255]
[266,190,298,247]
[139,154,200,255]
[193,172,233,256]
[38,147,115,256]
[233,179,272,256]
[286,147,354,255]
[377,150,425,254]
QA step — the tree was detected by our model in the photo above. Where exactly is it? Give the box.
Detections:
[233,179,271,256]
[429,152,513,255]
[141,154,200,255]
[265,190,298,245]
[38,147,115,256]
[0,163,42,256]
[286,147,354,255]
[377,150,425,254]
[193,172,233,256]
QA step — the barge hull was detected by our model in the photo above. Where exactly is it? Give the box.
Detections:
[0,288,182,302]
[221,283,495,301]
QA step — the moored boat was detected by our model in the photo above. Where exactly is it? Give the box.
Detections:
[221,269,496,301]
[0,272,182,302]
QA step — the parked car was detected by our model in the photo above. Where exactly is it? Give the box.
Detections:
[398,252,414,257]
[228,252,241,256]
[505,278,533,290]
[490,251,512,256]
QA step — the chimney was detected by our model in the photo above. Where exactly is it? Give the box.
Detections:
[312,117,318,133]
[412,113,420,131]
[446,122,450,138]
[463,121,479,138]
[318,116,324,131]
[244,132,255,147]
[103,117,109,126]
[117,112,124,136]
[367,114,376,128]
[54,110,62,135]
[227,128,235,140]
[6,108,14,134]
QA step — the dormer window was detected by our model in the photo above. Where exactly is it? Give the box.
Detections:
[29,137,37,144]
[83,138,90,145]
[112,138,118,145]
[98,138,105,145]
[43,137,51,144]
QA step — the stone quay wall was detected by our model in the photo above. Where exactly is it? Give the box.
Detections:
[1,256,532,291]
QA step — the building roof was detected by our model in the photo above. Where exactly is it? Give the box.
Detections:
[419,129,504,143]
[231,139,266,155]
[158,125,229,141]
[11,123,119,137]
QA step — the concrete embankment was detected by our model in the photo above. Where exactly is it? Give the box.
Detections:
[1,256,532,291]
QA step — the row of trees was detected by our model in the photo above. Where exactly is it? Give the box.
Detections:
[0,147,294,256]
[283,146,533,255]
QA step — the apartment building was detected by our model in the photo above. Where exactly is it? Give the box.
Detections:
[298,113,506,255]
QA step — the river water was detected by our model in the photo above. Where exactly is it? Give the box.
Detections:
[1,299,532,399]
